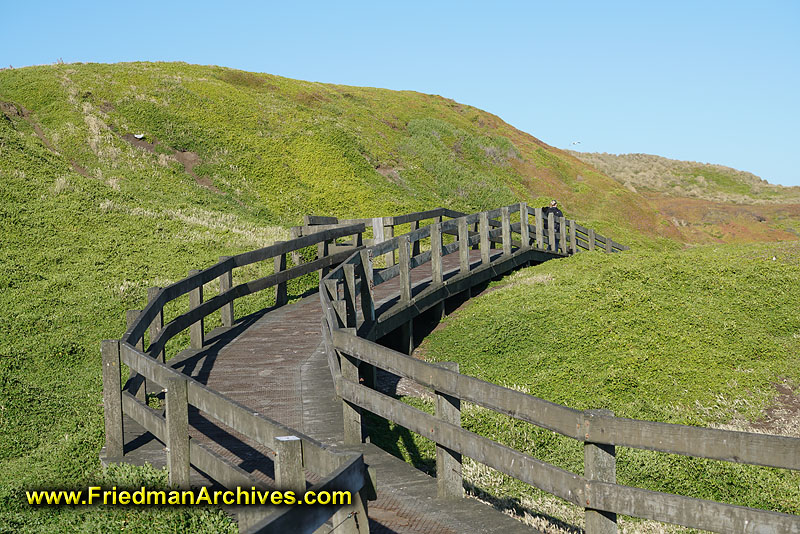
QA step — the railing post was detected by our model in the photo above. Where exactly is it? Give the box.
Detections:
[126,310,146,402]
[358,249,375,323]
[101,339,124,459]
[605,235,613,253]
[589,229,596,251]
[218,256,234,327]
[535,207,544,249]
[341,354,363,445]
[384,223,395,266]
[479,212,490,265]
[398,234,411,304]
[398,234,414,354]
[275,435,305,495]
[458,217,470,274]
[188,270,204,349]
[165,376,190,488]
[547,212,556,252]
[371,217,385,266]
[147,287,164,363]
[569,220,578,254]
[519,202,529,250]
[585,409,617,534]
[343,263,357,328]
[332,477,370,534]
[411,220,420,256]
[431,222,443,286]
[317,240,330,281]
[435,361,463,499]
[559,216,567,254]
[290,226,301,266]
[471,221,480,250]
[501,206,512,256]
[275,246,288,307]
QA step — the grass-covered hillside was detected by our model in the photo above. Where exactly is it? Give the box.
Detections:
[0,62,677,248]
[569,151,800,245]
[569,151,800,204]
[0,61,669,531]
[404,242,800,530]
[2,62,798,532]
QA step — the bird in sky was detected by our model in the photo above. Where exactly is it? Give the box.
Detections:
[570,141,581,145]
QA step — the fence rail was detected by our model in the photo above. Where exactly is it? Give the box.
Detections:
[102,201,636,533]
[103,221,374,533]
[317,203,800,534]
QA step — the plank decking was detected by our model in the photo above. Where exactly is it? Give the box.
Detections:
[118,248,540,533]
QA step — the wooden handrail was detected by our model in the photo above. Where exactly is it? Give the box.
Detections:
[104,202,632,534]
[124,223,366,345]
[317,204,798,534]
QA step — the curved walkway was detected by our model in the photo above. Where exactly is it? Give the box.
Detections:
[121,248,541,533]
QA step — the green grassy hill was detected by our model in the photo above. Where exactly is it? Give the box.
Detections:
[567,151,800,245]
[567,151,800,204]
[407,242,800,529]
[2,62,798,532]
[0,61,673,532]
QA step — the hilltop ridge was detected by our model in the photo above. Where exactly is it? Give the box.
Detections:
[0,61,676,250]
[569,150,800,243]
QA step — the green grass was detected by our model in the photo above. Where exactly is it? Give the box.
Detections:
[0,61,664,531]
[1,61,796,531]
[409,243,800,525]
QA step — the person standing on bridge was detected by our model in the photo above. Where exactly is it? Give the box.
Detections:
[542,200,563,249]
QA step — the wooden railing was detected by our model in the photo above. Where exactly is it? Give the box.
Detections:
[102,202,628,533]
[319,204,800,533]
[103,223,375,533]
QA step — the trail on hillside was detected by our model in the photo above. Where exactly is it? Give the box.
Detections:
[1,99,90,178]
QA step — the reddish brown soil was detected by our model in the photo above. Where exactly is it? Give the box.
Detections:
[120,133,223,194]
[648,194,800,243]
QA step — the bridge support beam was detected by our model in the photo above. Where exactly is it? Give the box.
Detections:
[548,212,556,252]
[501,206,511,256]
[400,320,414,355]
[458,217,470,274]
[519,202,529,250]
[569,221,578,255]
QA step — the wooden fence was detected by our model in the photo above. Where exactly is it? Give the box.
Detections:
[101,202,634,532]
[103,223,375,533]
[318,203,800,533]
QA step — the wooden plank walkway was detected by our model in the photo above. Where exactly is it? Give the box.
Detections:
[120,248,543,533]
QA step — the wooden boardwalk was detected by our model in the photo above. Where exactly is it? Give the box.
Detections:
[120,249,538,533]
[107,205,798,533]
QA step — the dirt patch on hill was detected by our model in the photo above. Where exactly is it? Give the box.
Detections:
[120,133,222,194]
[751,380,800,437]
[122,133,158,154]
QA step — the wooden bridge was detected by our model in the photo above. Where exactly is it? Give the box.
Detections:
[101,203,799,533]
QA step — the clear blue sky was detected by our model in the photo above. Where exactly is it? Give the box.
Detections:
[3,1,799,186]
